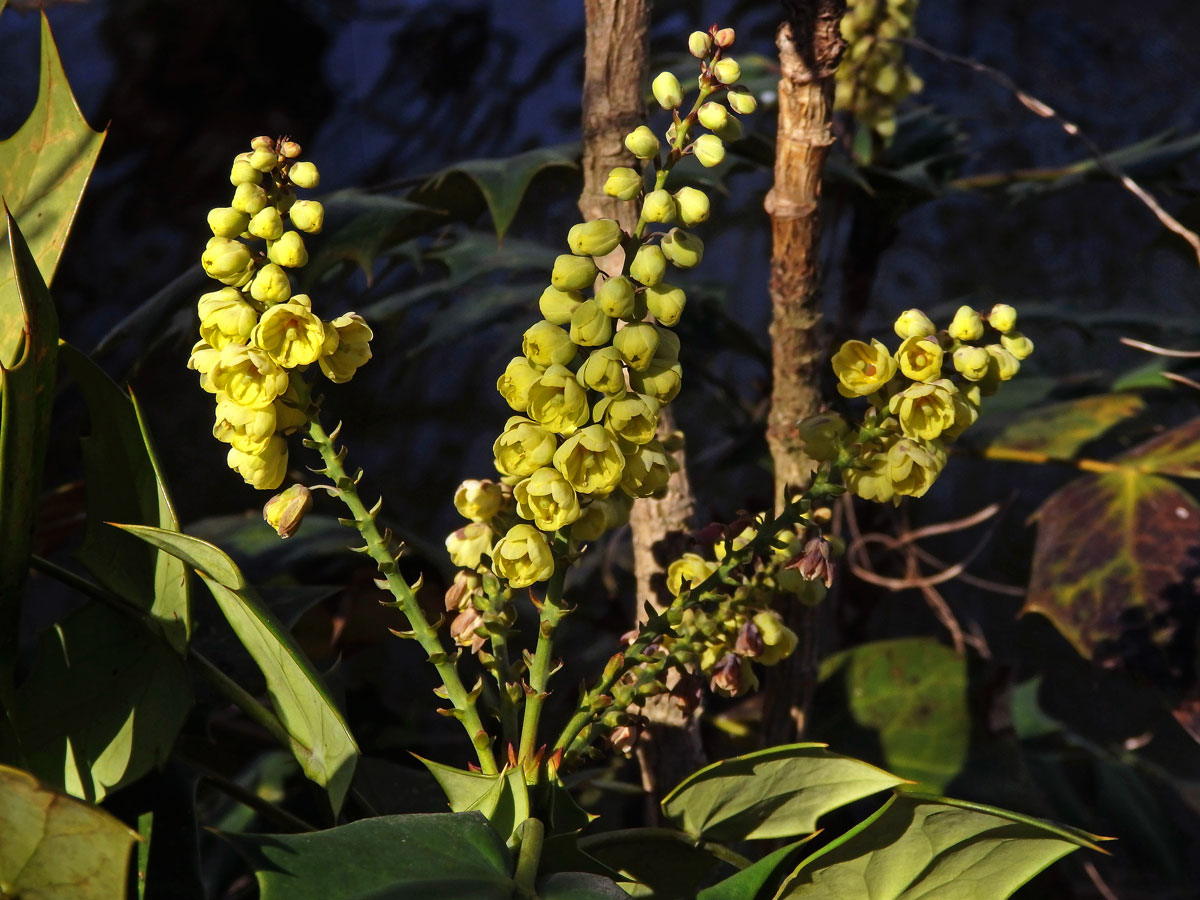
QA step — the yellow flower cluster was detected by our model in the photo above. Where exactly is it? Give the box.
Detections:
[188,137,373,490]
[835,0,923,145]
[813,303,1032,505]
[445,25,755,592]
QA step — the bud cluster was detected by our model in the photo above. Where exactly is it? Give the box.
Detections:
[188,137,373,490]
[809,303,1032,505]
[444,24,756,597]
[835,0,923,145]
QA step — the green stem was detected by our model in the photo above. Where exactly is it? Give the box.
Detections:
[518,535,570,768]
[305,417,498,774]
[513,817,545,899]
[490,629,520,753]
[633,84,714,240]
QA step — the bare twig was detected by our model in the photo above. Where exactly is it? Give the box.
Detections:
[1118,337,1200,359]
[1163,371,1200,392]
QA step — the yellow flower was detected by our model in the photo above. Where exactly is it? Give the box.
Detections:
[595,276,636,319]
[754,611,798,665]
[667,552,719,596]
[198,288,259,349]
[621,439,675,498]
[492,524,555,588]
[887,437,947,498]
[552,424,625,496]
[577,346,626,395]
[952,345,990,381]
[832,339,896,397]
[893,309,935,339]
[987,303,1017,334]
[527,364,590,435]
[613,323,660,371]
[446,522,495,571]
[644,283,686,327]
[538,286,583,325]
[523,320,577,368]
[567,219,623,257]
[630,244,667,287]
[895,335,943,383]
[201,237,254,287]
[252,301,326,368]
[213,398,276,453]
[319,313,373,383]
[888,380,957,440]
[493,417,558,478]
[250,263,293,305]
[948,305,984,341]
[454,479,506,522]
[551,254,598,292]
[497,357,542,412]
[208,344,289,408]
[797,412,849,462]
[227,435,288,490]
[263,484,313,538]
[514,467,581,531]
[660,229,703,269]
[594,393,659,445]
[844,435,897,505]
[267,231,308,269]
[568,300,614,347]
[273,388,310,434]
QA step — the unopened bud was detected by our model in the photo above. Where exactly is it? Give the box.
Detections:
[289,161,320,189]
[948,305,985,342]
[660,228,704,268]
[250,136,275,151]
[538,286,583,325]
[952,345,990,381]
[279,140,302,159]
[692,134,725,168]
[652,71,684,109]
[644,282,686,327]
[289,199,324,234]
[248,206,285,241]
[641,189,677,224]
[988,303,1018,334]
[714,27,735,47]
[207,206,250,239]
[673,187,710,226]
[630,244,667,286]
[894,308,936,340]
[697,101,728,131]
[263,484,312,539]
[727,86,757,115]
[712,57,741,84]
[604,166,642,201]
[1001,331,1034,360]
[267,231,308,268]
[688,31,712,58]
[551,253,598,291]
[249,148,280,173]
[568,219,623,257]
[595,275,636,319]
[624,125,661,160]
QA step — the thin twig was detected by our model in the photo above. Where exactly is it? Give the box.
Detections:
[899,36,1200,269]
[1118,337,1200,359]
[1163,371,1200,392]
[1082,861,1121,900]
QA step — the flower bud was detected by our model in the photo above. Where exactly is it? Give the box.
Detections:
[644,282,686,327]
[673,187,710,226]
[797,412,849,462]
[450,606,486,652]
[569,299,613,347]
[279,140,302,159]
[641,189,676,224]
[232,182,270,215]
[948,305,984,342]
[208,206,250,238]
[454,479,505,523]
[514,467,581,531]
[444,570,481,613]
[604,167,643,201]
[263,484,312,539]
[1001,331,1034,360]
[267,231,308,268]
[527,364,590,435]
[553,424,625,495]
[494,416,558,478]
[230,159,262,186]
[523,319,577,368]
[652,71,684,109]
[249,148,280,172]
[498,357,541,411]
[289,199,324,234]
[201,237,253,283]
[538,286,583,325]
[986,344,1020,381]
[614,322,660,371]
[288,161,320,189]
[727,86,757,115]
[577,346,627,394]
[893,308,936,339]
[712,57,741,84]
[568,219,623,257]
[754,611,798,665]
[652,328,680,365]
[713,115,743,143]
[595,276,636,319]
[493,524,555,588]
[595,393,659,445]
[624,125,661,160]
[248,206,285,241]
[697,101,728,131]
[667,553,719,596]
[250,136,275,151]
[318,313,372,383]
[446,522,494,571]
[660,229,704,268]
[629,360,682,403]
[551,254,598,291]
[688,31,712,58]
[988,303,1018,334]
[952,345,990,381]
[621,439,675,498]
[692,134,725,168]
[714,27,735,47]
[630,244,667,287]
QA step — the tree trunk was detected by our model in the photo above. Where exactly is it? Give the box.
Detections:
[760,1,845,748]
[577,0,706,810]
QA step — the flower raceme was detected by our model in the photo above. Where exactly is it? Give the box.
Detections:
[190,137,373,490]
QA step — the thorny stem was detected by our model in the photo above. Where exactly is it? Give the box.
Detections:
[305,416,498,774]
[518,533,571,770]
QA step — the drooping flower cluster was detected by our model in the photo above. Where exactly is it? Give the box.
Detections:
[835,0,923,146]
[810,303,1032,505]
[445,24,756,602]
[188,137,373,490]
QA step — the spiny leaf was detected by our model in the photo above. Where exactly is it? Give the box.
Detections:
[1025,470,1200,658]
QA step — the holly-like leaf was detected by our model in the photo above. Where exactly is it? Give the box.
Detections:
[696,839,814,900]
[0,763,139,900]
[417,758,530,844]
[12,602,191,803]
[1116,416,1200,479]
[1024,470,1200,657]
[810,637,968,791]
[0,13,105,366]
[577,828,724,900]
[660,744,906,842]
[222,812,513,900]
[776,793,1105,899]
[986,393,1145,460]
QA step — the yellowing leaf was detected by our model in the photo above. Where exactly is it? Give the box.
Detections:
[987,393,1144,460]
[1117,416,1200,479]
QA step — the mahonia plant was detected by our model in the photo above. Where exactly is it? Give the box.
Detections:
[836,0,923,146]
[188,137,373,492]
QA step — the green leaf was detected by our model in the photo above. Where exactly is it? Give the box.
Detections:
[61,344,189,650]
[577,828,724,899]
[117,524,359,813]
[12,602,191,802]
[1024,470,1200,657]
[1116,416,1200,478]
[417,758,530,843]
[0,13,105,366]
[776,793,1105,899]
[986,393,1145,460]
[0,212,58,668]
[0,763,139,900]
[810,637,968,791]
[696,840,814,900]
[413,144,579,240]
[537,872,630,900]
[661,744,906,843]
[223,812,514,900]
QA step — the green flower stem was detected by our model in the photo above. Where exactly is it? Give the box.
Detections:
[489,629,520,752]
[517,533,570,769]
[305,417,498,775]
[513,817,546,900]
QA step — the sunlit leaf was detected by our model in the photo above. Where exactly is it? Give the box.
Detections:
[1024,470,1200,657]
[1117,416,1200,479]
[776,793,1105,899]
[696,839,813,900]
[0,763,139,900]
[661,744,906,842]
[0,13,105,365]
[13,602,191,802]
[810,637,968,791]
[987,393,1145,460]
[223,812,513,900]
[417,758,529,844]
